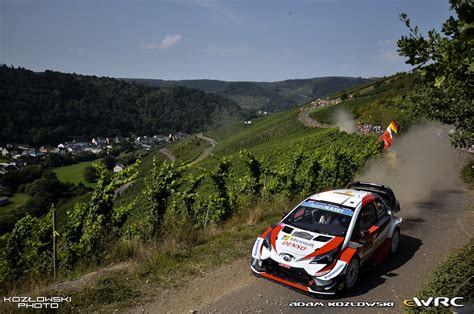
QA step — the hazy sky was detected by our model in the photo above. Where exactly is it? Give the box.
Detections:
[1,0,452,81]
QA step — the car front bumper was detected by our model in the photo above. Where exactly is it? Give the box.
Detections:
[251,258,343,295]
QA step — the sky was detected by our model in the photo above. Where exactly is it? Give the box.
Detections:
[0,0,452,81]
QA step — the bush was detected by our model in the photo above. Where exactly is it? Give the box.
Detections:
[84,165,99,183]
[102,155,117,170]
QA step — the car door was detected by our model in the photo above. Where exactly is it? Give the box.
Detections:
[372,198,391,247]
[352,203,377,263]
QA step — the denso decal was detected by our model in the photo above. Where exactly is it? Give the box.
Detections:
[282,241,307,250]
[281,235,315,248]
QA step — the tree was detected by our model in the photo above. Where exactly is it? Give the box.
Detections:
[101,155,117,170]
[397,0,473,148]
[84,165,99,183]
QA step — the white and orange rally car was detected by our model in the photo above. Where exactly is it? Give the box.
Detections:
[251,182,402,295]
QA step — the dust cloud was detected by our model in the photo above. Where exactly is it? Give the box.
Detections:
[356,121,463,219]
[333,108,356,133]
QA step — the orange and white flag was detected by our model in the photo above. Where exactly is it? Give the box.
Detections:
[380,120,399,149]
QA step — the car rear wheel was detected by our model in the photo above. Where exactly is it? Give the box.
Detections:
[390,228,400,254]
[345,256,360,290]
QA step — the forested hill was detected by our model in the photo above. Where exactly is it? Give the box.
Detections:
[124,76,375,111]
[0,66,247,146]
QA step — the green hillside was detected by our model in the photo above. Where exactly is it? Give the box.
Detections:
[0,66,250,145]
[124,76,374,112]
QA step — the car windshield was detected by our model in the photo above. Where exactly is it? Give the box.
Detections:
[283,200,353,236]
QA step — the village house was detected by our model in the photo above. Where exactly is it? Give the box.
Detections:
[113,164,125,173]
[39,145,54,153]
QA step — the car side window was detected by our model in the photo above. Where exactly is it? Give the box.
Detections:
[358,203,376,232]
[374,199,388,221]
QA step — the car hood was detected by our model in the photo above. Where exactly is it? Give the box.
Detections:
[272,224,342,259]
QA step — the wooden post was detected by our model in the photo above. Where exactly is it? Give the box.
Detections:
[51,204,57,280]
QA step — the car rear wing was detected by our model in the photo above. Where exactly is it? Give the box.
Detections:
[348,181,399,212]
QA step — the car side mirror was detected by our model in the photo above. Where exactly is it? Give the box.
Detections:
[270,222,278,228]
[353,231,368,244]
[393,200,401,213]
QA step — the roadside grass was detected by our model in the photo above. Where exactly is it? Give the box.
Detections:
[54,160,100,187]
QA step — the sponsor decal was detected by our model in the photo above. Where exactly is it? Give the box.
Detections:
[253,238,262,257]
[280,235,315,248]
[333,191,354,196]
[289,301,394,307]
[282,241,307,250]
[403,297,464,308]
[303,201,353,217]
[322,261,345,280]
[279,263,291,269]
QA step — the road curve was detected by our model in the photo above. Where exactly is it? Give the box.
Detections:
[190,133,217,165]
[298,107,329,128]
[158,134,217,165]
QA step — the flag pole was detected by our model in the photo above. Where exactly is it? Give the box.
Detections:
[51,203,57,280]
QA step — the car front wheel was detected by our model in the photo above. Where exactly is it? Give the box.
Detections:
[345,256,360,290]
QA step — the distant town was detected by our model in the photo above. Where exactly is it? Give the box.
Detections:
[0,132,188,175]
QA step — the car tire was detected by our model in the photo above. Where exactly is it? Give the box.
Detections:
[390,228,400,254]
[345,256,360,290]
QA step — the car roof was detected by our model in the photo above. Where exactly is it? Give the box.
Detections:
[307,189,372,209]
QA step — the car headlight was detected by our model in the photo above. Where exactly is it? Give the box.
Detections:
[309,248,340,264]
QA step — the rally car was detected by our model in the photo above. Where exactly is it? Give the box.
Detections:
[251,181,402,295]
